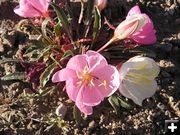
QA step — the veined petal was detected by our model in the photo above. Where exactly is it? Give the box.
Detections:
[66,55,87,72]
[123,79,157,106]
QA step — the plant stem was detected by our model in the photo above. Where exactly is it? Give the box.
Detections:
[97,37,116,52]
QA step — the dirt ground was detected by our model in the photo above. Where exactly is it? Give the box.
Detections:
[0,0,180,134]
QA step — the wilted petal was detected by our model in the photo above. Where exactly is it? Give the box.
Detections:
[119,56,160,105]
[123,79,157,106]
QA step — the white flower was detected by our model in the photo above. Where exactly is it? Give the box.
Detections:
[118,56,160,106]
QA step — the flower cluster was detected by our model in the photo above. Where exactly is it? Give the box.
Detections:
[13,0,159,116]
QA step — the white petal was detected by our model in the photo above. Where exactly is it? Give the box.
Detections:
[123,79,157,106]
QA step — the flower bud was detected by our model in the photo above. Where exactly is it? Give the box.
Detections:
[114,14,147,40]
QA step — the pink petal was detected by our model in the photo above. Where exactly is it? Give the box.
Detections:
[14,0,42,18]
[27,0,47,13]
[86,51,107,72]
[66,78,80,101]
[75,86,93,115]
[52,68,77,82]
[92,65,120,97]
[127,5,141,17]
[82,85,104,106]
[130,15,156,44]
[114,16,139,39]
[66,55,87,72]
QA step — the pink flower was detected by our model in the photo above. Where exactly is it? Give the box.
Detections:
[94,0,107,11]
[97,5,156,52]
[14,0,51,18]
[126,5,156,44]
[52,51,120,115]
[114,13,147,41]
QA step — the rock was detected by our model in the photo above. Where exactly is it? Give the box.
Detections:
[55,103,67,119]
[166,0,173,6]
[157,103,165,111]
[0,44,4,52]
[88,120,96,129]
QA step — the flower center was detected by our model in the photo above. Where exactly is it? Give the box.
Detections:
[82,72,93,84]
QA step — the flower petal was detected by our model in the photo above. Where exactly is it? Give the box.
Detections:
[14,0,42,17]
[66,55,87,72]
[86,51,107,72]
[127,5,141,17]
[27,0,47,12]
[130,15,156,44]
[75,86,93,115]
[82,85,104,106]
[52,68,77,82]
[123,79,157,106]
[92,65,120,97]
[66,78,80,101]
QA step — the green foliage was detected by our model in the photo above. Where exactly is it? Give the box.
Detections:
[108,94,132,116]
[73,105,82,125]
[40,63,57,87]
[1,72,26,81]
[50,2,72,40]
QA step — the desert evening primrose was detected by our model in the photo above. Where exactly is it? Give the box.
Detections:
[14,0,51,18]
[52,51,120,115]
[97,5,156,52]
[118,56,160,106]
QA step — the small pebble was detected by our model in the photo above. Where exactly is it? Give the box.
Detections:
[55,103,67,119]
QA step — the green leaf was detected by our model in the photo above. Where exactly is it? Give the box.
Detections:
[1,72,26,81]
[36,46,52,61]
[73,105,82,125]
[93,6,101,42]
[85,0,94,25]
[108,95,121,115]
[40,63,57,87]
[117,96,132,110]
[41,18,53,44]
[65,0,73,21]
[60,50,73,61]
[50,2,72,40]
[0,58,20,64]
[54,22,62,37]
